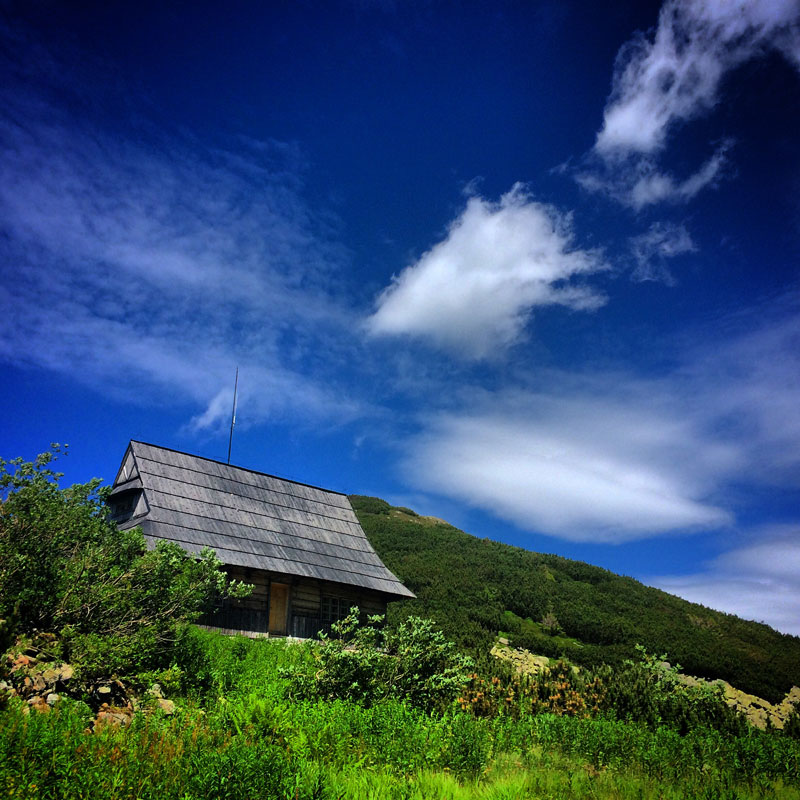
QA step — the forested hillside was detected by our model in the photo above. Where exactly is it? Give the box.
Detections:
[351,496,800,704]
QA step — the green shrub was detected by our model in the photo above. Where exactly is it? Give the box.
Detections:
[287,609,474,712]
[445,714,492,778]
[596,645,749,736]
[785,703,800,740]
[0,447,251,679]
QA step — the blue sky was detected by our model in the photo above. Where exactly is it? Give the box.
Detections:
[2,0,799,635]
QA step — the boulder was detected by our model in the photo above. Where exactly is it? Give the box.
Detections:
[26,695,49,714]
[94,706,133,731]
[157,698,176,715]
[42,668,60,686]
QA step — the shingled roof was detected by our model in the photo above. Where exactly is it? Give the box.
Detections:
[110,441,414,600]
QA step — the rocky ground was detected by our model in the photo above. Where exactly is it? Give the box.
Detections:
[0,634,176,731]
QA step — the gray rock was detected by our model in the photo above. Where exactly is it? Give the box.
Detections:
[157,698,175,715]
[42,668,59,685]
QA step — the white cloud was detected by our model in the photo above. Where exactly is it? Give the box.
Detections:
[681,303,800,486]
[652,527,800,636]
[579,0,799,207]
[629,221,696,283]
[577,132,731,210]
[402,298,800,543]
[366,185,607,359]
[629,145,729,209]
[404,390,735,543]
[596,0,800,158]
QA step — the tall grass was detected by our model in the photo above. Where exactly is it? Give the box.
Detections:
[2,630,798,799]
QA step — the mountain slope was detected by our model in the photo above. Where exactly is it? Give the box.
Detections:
[351,495,800,704]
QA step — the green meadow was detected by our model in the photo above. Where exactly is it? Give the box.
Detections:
[3,630,800,800]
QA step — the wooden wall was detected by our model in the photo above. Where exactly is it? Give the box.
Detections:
[224,566,269,612]
[212,566,390,637]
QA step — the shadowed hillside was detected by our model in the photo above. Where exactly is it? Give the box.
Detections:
[351,496,800,704]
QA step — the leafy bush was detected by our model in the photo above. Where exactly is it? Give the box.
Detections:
[596,645,749,736]
[0,447,251,678]
[785,702,800,740]
[287,609,474,712]
[459,659,606,721]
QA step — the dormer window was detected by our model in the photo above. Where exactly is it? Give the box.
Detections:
[107,486,143,523]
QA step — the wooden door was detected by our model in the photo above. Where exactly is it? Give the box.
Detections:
[268,583,289,635]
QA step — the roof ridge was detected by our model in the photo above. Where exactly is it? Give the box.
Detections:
[130,440,348,498]
[138,456,354,520]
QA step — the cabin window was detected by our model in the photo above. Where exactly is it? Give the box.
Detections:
[321,596,350,625]
[108,490,141,522]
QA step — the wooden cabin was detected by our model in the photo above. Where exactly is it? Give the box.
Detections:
[108,441,414,637]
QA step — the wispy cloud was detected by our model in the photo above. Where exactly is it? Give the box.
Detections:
[366,184,607,359]
[595,0,799,157]
[652,526,800,636]
[401,296,800,542]
[577,142,731,210]
[403,385,736,543]
[629,221,696,284]
[578,0,799,207]
[0,44,362,431]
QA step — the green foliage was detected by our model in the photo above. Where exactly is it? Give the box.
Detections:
[785,703,800,740]
[1,632,799,799]
[0,447,251,678]
[500,609,583,652]
[287,608,474,712]
[594,645,749,736]
[395,506,419,517]
[350,495,800,703]
[348,494,392,515]
[540,610,563,637]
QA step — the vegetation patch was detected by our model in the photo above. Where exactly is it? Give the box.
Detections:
[2,455,800,797]
[351,495,800,703]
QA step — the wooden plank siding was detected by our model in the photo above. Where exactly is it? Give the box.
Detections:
[201,567,390,639]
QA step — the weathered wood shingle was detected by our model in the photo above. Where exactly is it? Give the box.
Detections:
[112,441,414,599]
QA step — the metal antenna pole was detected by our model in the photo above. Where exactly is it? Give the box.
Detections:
[227,366,239,465]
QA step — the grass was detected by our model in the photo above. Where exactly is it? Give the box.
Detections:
[1,630,799,799]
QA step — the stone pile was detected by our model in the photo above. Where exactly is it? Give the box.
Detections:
[1,636,176,731]
[2,644,76,714]
[490,640,551,674]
